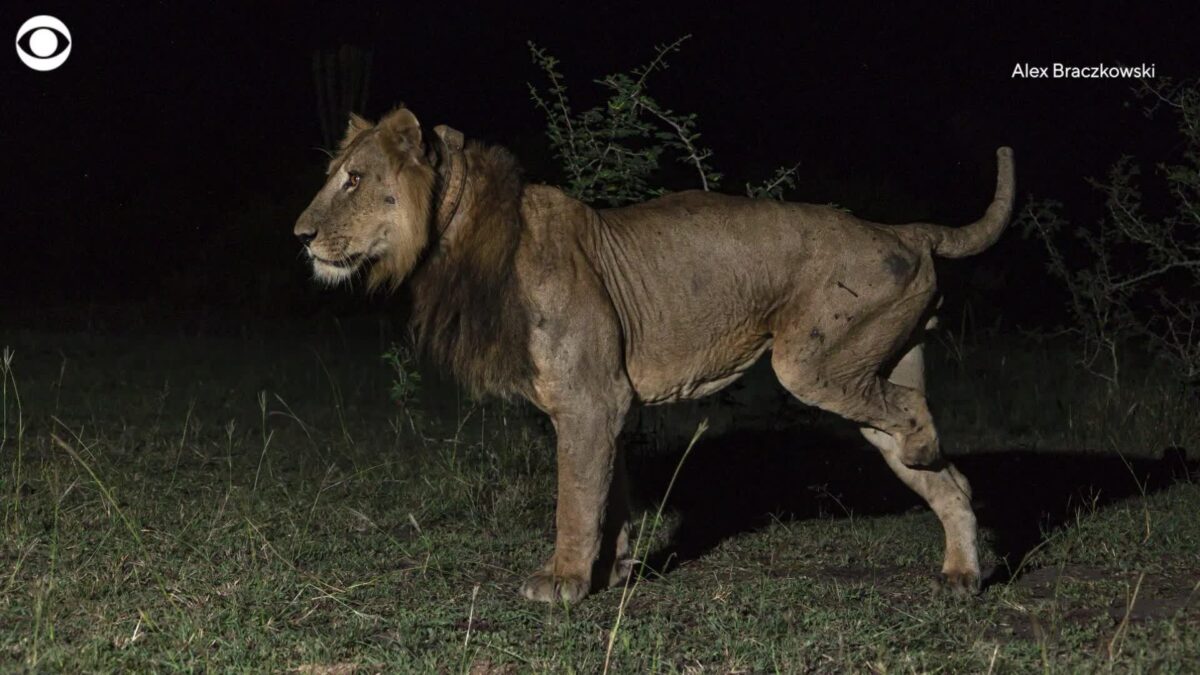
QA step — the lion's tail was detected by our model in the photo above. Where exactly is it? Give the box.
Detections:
[897,147,1015,259]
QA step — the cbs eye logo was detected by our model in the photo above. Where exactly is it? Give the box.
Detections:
[16,16,71,71]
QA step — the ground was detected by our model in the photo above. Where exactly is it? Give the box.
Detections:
[0,317,1197,672]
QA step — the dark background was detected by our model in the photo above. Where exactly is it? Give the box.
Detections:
[4,0,1199,328]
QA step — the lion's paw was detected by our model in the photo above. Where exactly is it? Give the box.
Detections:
[607,557,636,588]
[520,571,590,604]
[935,569,982,598]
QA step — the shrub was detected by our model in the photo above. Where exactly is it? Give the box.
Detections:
[1021,79,1200,387]
[528,36,797,206]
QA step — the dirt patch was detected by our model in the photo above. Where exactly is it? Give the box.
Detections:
[988,606,1111,643]
[1016,565,1117,597]
[989,565,1199,643]
[1109,594,1195,623]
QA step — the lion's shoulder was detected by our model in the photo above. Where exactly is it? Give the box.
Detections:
[520,183,580,214]
[519,184,596,240]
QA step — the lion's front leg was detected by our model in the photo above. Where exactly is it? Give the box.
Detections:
[521,406,629,604]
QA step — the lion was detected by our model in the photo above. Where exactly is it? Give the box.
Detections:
[295,106,1015,603]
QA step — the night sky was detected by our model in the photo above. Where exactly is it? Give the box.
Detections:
[5,1,1199,322]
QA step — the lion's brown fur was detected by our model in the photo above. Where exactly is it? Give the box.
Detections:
[318,111,534,398]
[363,155,433,293]
[296,106,1015,605]
[404,143,536,400]
[325,110,437,292]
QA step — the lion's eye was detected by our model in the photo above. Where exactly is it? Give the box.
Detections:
[343,171,361,190]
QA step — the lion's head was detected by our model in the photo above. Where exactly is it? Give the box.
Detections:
[294,108,436,289]
[294,106,534,400]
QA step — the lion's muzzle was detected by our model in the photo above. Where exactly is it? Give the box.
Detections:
[294,211,318,246]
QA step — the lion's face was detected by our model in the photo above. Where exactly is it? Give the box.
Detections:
[295,109,435,288]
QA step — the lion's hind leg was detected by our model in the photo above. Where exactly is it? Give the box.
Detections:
[860,343,981,596]
[599,448,634,589]
[770,325,941,469]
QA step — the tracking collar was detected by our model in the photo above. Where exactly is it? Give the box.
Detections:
[432,124,467,237]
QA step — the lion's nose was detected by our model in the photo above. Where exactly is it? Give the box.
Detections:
[294,219,318,246]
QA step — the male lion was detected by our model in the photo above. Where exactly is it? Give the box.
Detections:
[295,107,1014,603]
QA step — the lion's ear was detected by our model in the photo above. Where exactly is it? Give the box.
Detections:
[378,107,424,167]
[433,125,464,152]
[338,113,373,153]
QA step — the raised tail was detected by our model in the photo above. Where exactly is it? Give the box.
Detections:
[899,147,1015,259]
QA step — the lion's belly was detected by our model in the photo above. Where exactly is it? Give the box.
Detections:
[627,332,773,405]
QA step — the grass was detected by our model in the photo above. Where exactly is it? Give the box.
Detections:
[0,321,1197,672]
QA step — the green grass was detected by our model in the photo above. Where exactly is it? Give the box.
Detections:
[1,325,1197,672]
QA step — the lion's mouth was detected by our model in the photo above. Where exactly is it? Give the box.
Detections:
[310,252,364,269]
